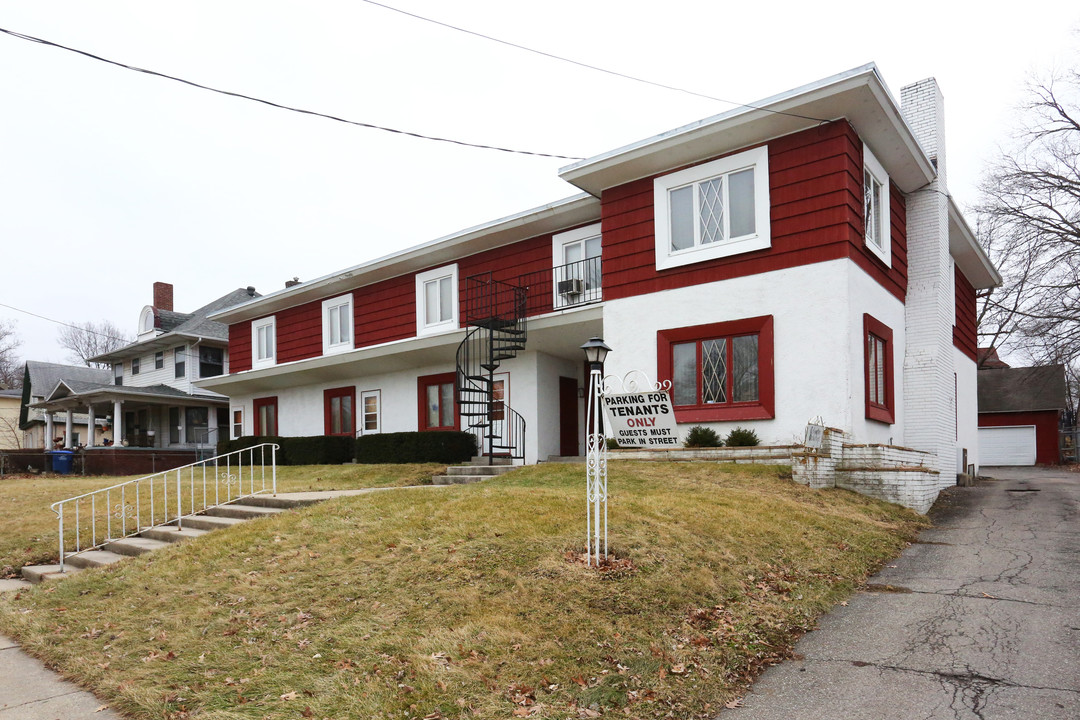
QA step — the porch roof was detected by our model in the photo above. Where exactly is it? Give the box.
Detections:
[30,380,227,413]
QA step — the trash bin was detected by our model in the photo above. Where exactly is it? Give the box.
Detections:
[49,450,75,475]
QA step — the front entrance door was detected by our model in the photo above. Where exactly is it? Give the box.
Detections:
[559,376,579,457]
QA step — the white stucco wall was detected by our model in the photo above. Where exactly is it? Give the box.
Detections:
[604,259,885,446]
[954,346,979,473]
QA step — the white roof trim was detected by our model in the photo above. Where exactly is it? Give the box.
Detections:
[949,199,1001,289]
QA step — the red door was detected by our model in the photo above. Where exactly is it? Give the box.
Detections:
[559,376,579,457]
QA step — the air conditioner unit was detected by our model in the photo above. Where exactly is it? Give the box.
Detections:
[557,278,584,296]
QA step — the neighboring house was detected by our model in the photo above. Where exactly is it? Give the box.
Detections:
[198,64,1000,484]
[30,282,259,449]
[19,362,112,448]
[978,364,1067,466]
[0,388,24,449]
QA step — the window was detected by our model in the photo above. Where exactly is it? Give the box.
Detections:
[254,397,278,436]
[132,357,141,375]
[199,346,224,378]
[186,407,209,444]
[113,363,123,386]
[174,346,186,379]
[361,390,381,434]
[252,317,276,369]
[654,145,771,271]
[863,144,891,266]
[322,295,353,355]
[864,314,894,423]
[415,265,459,335]
[553,223,602,307]
[155,351,164,369]
[657,316,774,422]
[324,386,356,436]
[232,408,243,439]
[418,372,457,431]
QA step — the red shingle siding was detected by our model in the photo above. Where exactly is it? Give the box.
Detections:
[953,265,978,361]
[277,301,323,364]
[354,275,415,349]
[601,121,908,302]
[978,410,1061,465]
[229,323,252,373]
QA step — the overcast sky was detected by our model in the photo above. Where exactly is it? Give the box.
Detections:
[2,1,1078,366]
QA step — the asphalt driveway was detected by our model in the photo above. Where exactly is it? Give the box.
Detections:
[720,466,1080,719]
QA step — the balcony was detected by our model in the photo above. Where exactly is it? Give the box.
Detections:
[514,256,602,318]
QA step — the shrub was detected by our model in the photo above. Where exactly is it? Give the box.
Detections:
[356,431,477,464]
[725,427,760,447]
[217,435,355,465]
[684,426,722,448]
[605,437,620,450]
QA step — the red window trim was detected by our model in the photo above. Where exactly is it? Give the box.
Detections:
[863,313,895,424]
[417,372,459,431]
[657,315,774,423]
[253,396,278,436]
[323,386,356,436]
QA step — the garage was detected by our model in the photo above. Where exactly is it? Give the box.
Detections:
[979,425,1037,466]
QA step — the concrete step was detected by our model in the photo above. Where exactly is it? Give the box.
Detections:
[181,514,246,531]
[66,550,127,570]
[140,526,209,543]
[466,456,513,466]
[0,577,33,592]
[22,564,82,584]
[545,455,586,463]
[446,465,517,476]
[204,503,286,520]
[240,494,321,510]
[432,474,486,485]
[105,536,173,557]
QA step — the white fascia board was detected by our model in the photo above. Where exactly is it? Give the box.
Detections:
[559,63,936,196]
[949,200,1002,289]
[209,194,601,324]
[88,331,219,364]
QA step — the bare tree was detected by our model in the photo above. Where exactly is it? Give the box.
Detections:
[0,320,21,389]
[57,320,131,368]
[0,412,23,449]
[976,67,1080,399]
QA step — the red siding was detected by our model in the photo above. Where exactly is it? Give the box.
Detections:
[229,323,252,373]
[354,274,415,350]
[601,121,908,302]
[953,265,978,362]
[277,301,323,364]
[978,410,1062,465]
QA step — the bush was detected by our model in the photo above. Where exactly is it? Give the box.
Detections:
[217,435,355,466]
[355,431,477,464]
[684,426,722,448]
[724,427,760,447]
[605,437,620,450]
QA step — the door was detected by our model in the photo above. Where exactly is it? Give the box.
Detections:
[979,425,1037,466]
[559,376,579,457]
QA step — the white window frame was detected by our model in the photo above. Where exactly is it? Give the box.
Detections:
[360,389,381,435]
[252,316,276,370]
[231,407,244,439]
[552,223,602,307]
[654,145,771,271]
[863,143,891,267]
[322,294,354,355]
[415,264,459,336]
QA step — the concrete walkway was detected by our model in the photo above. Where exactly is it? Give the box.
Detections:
[720,466,1080,719]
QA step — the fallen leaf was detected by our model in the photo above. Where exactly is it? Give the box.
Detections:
[670,664,686,675]
[280,691,298,701]
[94,705,109,713]
[725,697,744,709]
[301,707,314,718]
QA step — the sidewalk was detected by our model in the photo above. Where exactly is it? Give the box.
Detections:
[0,631,123,719]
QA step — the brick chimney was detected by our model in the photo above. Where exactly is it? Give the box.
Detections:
[153,282,174,311]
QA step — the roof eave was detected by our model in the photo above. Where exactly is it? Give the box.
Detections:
[949,200,1002,290]
[208,194,601,324]
[89,331,227,364]
[558,63,936,196]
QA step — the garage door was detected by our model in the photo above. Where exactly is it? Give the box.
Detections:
[979,426,1037,466]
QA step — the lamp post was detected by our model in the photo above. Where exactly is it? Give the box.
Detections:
[580,336,611,566]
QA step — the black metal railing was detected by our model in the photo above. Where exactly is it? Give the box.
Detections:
[514,256,603,317]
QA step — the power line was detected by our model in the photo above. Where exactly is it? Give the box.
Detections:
[359,0,832,124]
[0,302,129,344]
[0,26,584,161]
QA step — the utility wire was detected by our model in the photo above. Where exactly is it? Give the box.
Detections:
[359,0,832,124]
[0,302,130,344]
[0,26,584,160]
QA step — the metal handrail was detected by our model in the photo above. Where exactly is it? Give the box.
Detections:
[51,442,279,572]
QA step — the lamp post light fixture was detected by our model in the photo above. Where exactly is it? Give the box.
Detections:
[580,336,612,566]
